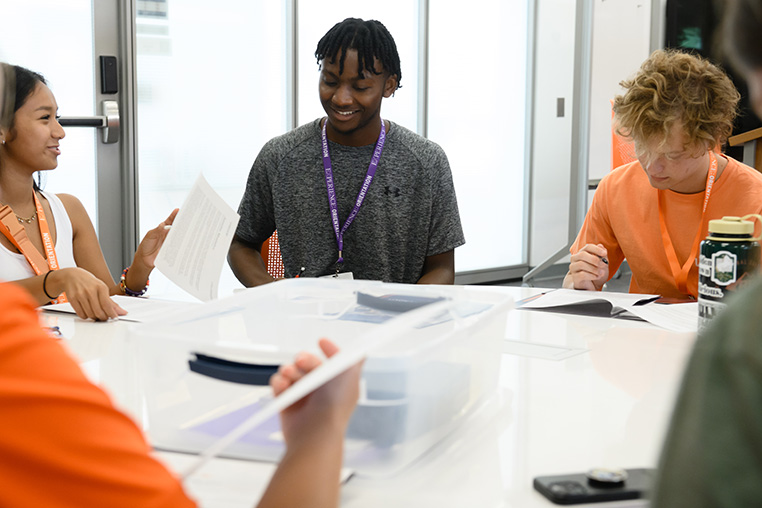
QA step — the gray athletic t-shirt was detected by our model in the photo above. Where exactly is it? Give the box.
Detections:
[236,119,465,283]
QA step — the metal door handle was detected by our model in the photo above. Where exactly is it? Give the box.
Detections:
[58,100,119,144]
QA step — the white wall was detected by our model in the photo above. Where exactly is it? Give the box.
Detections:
[529,0,653,267]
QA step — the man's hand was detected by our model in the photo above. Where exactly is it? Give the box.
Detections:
[563,243,609,291]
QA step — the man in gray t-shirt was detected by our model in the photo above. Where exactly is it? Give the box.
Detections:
[229,18,464,286]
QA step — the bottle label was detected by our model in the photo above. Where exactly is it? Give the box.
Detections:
[710,250,737,286]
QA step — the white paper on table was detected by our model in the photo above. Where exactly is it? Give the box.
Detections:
[41,295,199,323]
[155,174,240,301]
[622,302,698,333]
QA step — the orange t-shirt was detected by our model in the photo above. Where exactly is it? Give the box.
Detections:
[0,283,196,508]
[571,156,762,298]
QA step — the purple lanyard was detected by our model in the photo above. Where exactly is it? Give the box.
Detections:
[321,118,386,265]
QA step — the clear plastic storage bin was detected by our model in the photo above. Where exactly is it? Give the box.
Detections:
[132,279,512,476]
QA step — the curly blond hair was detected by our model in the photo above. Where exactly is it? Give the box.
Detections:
[613,49,740,151]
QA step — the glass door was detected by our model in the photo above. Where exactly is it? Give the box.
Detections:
[0,0,129,277]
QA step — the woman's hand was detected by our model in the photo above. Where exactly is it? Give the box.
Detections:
[50,267,126,320]
[121,209,179,294]
[135,208,179,269]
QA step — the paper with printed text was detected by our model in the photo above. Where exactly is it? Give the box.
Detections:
[155,174,240,301]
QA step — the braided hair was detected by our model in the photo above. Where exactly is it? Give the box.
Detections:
[315,18,402,89]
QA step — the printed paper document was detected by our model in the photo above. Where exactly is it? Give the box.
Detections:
[155,174,240,301]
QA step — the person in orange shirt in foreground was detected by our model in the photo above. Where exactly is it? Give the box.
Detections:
[0,282,361,508]
[564,49,762,299]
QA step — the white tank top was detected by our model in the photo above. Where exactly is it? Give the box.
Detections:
[0,191,77,282]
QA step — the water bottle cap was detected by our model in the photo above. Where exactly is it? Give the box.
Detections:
[708,216,755,236]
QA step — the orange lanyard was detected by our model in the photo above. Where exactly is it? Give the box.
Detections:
[657,152,718,297]
[0,192,67,303]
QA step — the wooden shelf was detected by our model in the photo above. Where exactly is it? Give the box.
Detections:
[728,127,762,170]
[729,127,762,146]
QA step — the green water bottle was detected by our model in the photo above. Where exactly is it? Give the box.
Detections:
[698,214,762,329]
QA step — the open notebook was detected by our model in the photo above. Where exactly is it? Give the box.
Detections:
[518,289,698,333]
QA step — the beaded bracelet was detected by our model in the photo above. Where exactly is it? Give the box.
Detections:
[120,266,149,297]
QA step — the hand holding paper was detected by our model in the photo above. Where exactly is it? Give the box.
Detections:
[271,338,363,445]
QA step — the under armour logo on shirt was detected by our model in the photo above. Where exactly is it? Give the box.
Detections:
[384,186,401,198]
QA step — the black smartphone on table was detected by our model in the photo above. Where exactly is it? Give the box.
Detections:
[533,468,655,505]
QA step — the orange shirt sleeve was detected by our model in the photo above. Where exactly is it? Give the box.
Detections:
[0,283,196,508]
[570,171,626,278]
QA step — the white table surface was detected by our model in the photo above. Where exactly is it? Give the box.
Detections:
[40,285,697,508]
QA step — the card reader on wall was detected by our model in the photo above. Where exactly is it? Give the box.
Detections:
[188,353,279,386]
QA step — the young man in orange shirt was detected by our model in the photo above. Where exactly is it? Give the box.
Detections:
[564,49,762,299]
